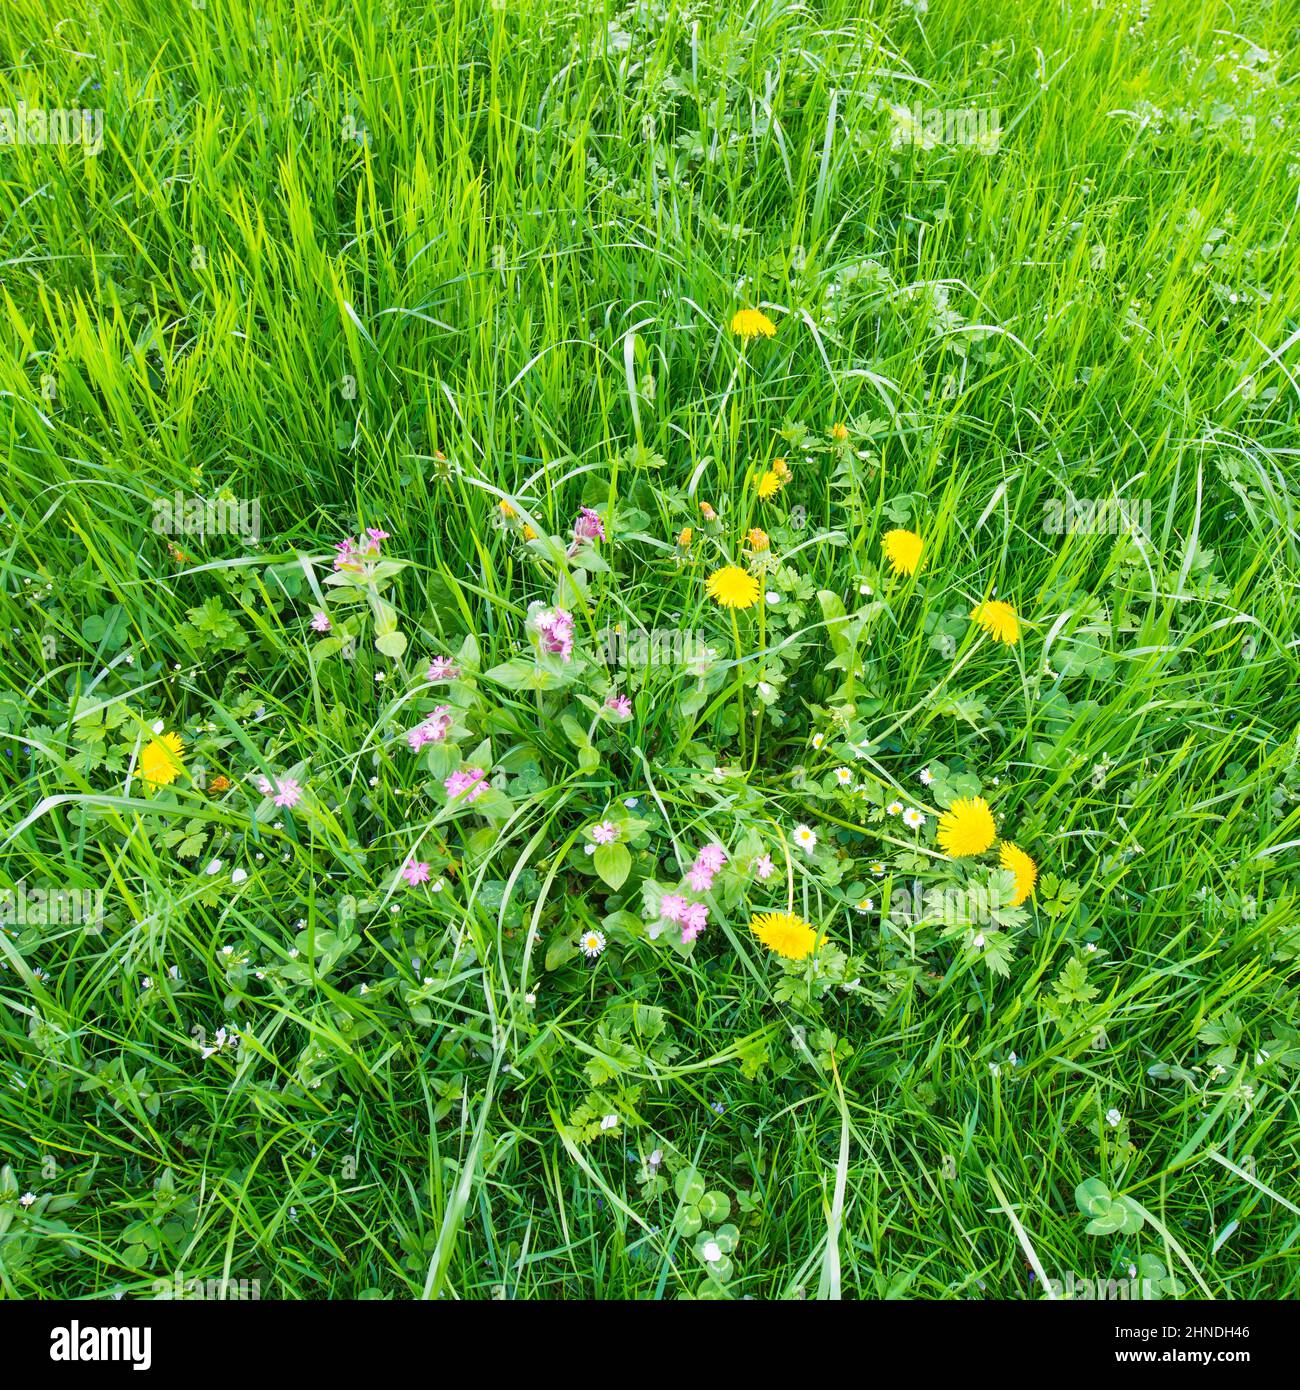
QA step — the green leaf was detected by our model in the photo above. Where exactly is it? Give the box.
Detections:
[593,841,631,890]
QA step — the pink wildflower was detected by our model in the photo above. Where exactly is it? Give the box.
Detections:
[696,843,728,873]
[401,858,431,886]
[255,775,302,809]
[660,894,690,923]
[426,657,460,681]
[591,821,619,845]
[573,507,606,543]
[272,777,302,809]
[604,693,633,718]
[754,853,775,881]
[686,863,715,893]
[535,607,575,661]
[311,611,331,633]
[407,705,452,751]
[680,902,709,942]
[444,767,488,803]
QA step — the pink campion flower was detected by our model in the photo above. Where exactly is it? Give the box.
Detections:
[255,775,302,809]
[401,858,431,886]
[573,507,605,543]
[754,853,775,881]
[444,767,488,803]
[604,693,632,718]
[686,863,715,893]
[272,777,303,810]
[591,821,619,845]
[681,902,709,940]
[535,607,575,661]
[407,706,452,751]
[426,657,460,681]
[696,843,728,874]
[334,529,388,571]
[660,894,690,923]
[311,611,331,633]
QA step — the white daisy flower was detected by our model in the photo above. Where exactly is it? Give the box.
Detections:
[579,930,607,959]
[886,800,904,816]
[918,767,934,785]
[834,767,852,786]
[902,808,925,829]
[792,824,818,854]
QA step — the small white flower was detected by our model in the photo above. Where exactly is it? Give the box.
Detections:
[886,800,904,816]
[701,1240,722,1263]
[599,1113,618,1130]
[19,1192,36,1208]
[854,899,875,914]
[151,720,165,735]
[1106,1107,1122,1127]
[972,932,986,949]
[792,824,817,854]
[580,930,607,959]
[918,767,934,785]
[205,859,223,875]
[765,590,780,604]
[833,767,852,786]
[810,732,825,749]
[902,807,926,830]
[989,1062,1000,1077]
[231,867,248,884]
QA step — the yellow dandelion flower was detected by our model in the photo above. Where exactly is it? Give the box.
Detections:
[706,565,761,610]
[999,842,1038,905]
[881,528,924,577]
[699,501,717,521]
[937,796,997,857]
[498,500,515,518]
[678,526,693,549]
[747,527,770,552]
[970,599,1021,645]
[830,422,849,441]
[521,524,537,540]
[750,910,824,960]
[730,308,777,340]
[140,732,185,790]
[771,457,791,480]
[756,470,783,500]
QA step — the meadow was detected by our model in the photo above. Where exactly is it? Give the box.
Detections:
[1,0,1299,1301]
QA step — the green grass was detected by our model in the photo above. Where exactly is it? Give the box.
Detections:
[1,0,1299,1300]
